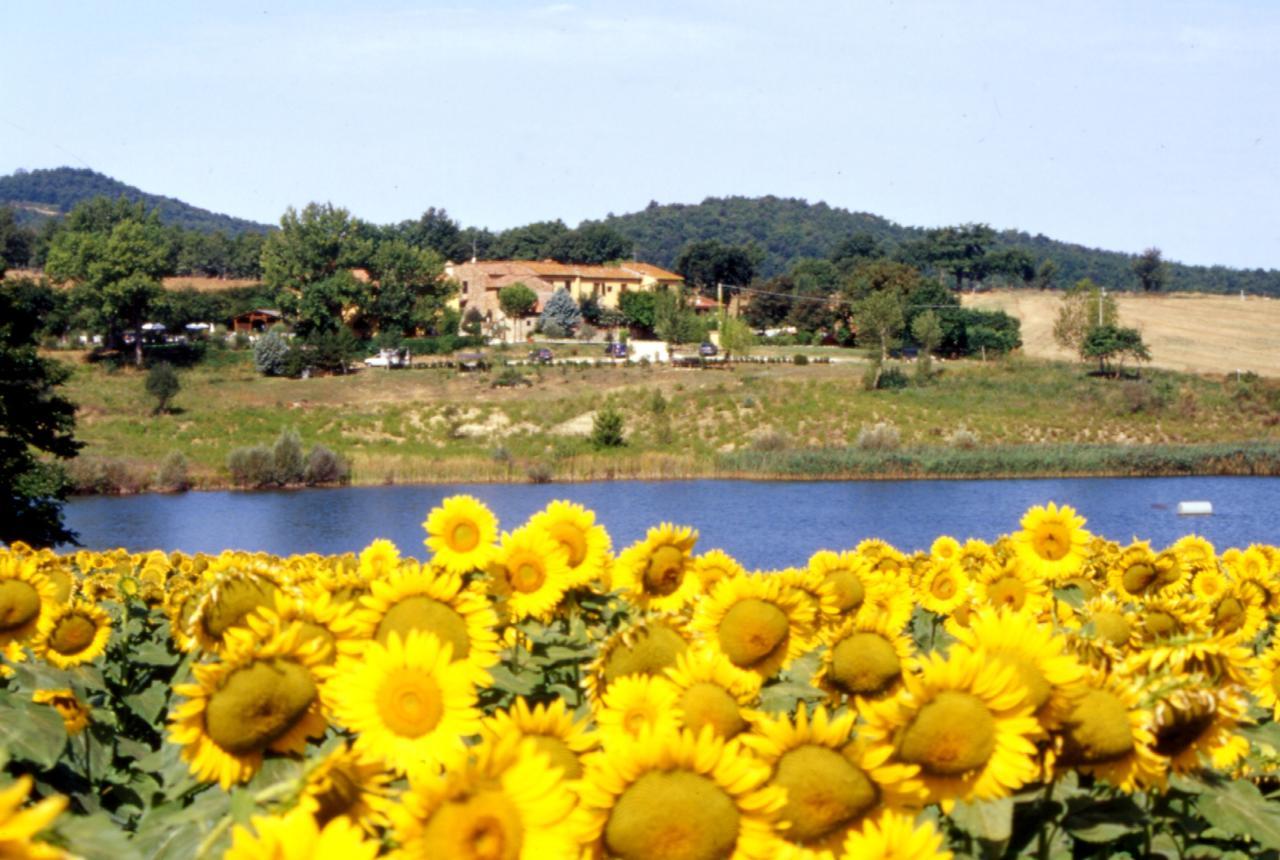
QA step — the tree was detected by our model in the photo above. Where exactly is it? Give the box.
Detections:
[913,223,995,290]
[253,329,291,376]
[0,282,82,546]
[1053,278,1118,357]
[674,240,757,299]
[590,406,625,448]
[498,283,538,319]
[261,203,373,335]
[830,232,883,274]
[489,220,569,260]
[145,363,180,414]
[717,314,756,357]
[1134,247,1167,293]
[45,198,171,366]
[548,224,631,265]
[365,239,449,336]
[618,291,658,335]
[910,310,943,381]
[1081,325,1150,377]
[743,275,794,330]
[855,289,905,388]
[1034,259,1059,291]
[653,290,705,344]
[539,288,582,337]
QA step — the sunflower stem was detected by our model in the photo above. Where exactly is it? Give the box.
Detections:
[83,729,92,787]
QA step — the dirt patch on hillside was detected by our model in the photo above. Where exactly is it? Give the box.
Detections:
[963,291,1280,377]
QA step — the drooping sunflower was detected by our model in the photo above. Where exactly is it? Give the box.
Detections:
[948,608,1087,734]
[323,630,484,780]
[0,775,69,860]
[807,550,874,614]
[585,615,692,706]
[1132,595,1210,644]
[1149,681,1249,774]
[690,574,817,680]
[860,646,1040,808]
[778,566,842,633]
[692,548,748,592]
[33,553,76,605]
[612,523,702,613]
[527,499,612,589]
[244,585,364,666]
[594,673,683,747]
[423,495,500,575]
[854,580,916,637]
[32,600,112,669]
[817,615,916,706]
[187,559,290,653]
[840,810,953,860]
[480,697,599,781]
[224,805,379,860]
[664,645,762,740]
[356,538,401,582]
[1172,534,1216,576]
[856,539,909,578]
[296,743,394,833]
[1205,583,1267,641]
[1051,670,1166,792]
[1106,541,1165,600]
[169,622,331,789]
[347,564,498,670]
[392,734,584,860]
[0,553,60,657]
[579,726,786,860]
[32,688,90,735]
[1230,547,1280,613]
[744,706,925,858]
[1011,502,1091,582]
[488,526,572,622]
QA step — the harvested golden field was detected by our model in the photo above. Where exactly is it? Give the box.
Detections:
[162,275,260,291]
[963,290,1280,377]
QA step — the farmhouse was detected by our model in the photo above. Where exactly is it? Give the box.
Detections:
[445,259,683,340]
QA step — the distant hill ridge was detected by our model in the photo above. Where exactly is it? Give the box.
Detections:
[0,167,271,235]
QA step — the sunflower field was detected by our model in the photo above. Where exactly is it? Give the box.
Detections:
[4,498,1280,859]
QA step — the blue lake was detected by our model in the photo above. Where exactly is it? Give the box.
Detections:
[62,476,1280,570]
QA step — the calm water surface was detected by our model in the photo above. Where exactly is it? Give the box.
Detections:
[63,477,1280,569]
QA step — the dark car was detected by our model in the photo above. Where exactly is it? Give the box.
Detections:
[698,342,718,357]
[604,342,627,358]
[529,347,553,364]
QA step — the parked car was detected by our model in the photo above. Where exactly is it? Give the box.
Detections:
[363,348,410,368]
[529,347,553,364]
[604,342,628,358]
[698,342,718,357]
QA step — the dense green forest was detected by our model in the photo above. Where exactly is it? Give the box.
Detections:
[0,167,270,235]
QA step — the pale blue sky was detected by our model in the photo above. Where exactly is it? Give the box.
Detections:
[5,1,1279,268]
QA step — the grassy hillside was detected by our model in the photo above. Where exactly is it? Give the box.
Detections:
[0,167,271,235]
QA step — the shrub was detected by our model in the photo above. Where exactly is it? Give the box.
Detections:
[253,330,290,376]
[272,429,305,485]
[947,428,979,450]
[878,367,909,389]
[491,367,531,388]
[144,362,180,414]
[525,461,553,483]
[590,406,626,449]
[156,451,190,492]
[793,353,809,366]
[66,458,150,494]
[227,446,274,488]
[750,430,789,452]
[856,421,901,451]
[303,445,350,486]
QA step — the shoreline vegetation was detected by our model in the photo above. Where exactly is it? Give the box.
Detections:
[55,347,1280,496]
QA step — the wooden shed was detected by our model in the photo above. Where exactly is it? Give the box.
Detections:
[231,309,283,334]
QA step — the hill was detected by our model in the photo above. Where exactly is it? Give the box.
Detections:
[0,167,271,235]
[597,195,1280,296]
[963,290,1280,377]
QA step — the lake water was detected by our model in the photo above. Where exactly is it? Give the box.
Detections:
[62,476,1280,570]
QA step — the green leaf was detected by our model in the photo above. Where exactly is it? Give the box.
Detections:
[950,796,1014,844]
[1197,779,1280,850]
[53,811,138,860]
[0,695,67,769]
[1062,796,1145,843]
[758,681,823,713]
[124,681,169,724]
[489,664,537,696]
[132,641,181,667]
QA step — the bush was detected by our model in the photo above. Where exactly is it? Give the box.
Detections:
[793,353,809,366]
[156,451,190,492]
[144,362,180,414]
[253,330,290,376]
[303,445,350,486]
[750,430,789,452]
[272,429,305,485]
[66,458,151,494]
[491,367,531,388]
[947,428,979,450]
[590,406,626,449]
[856,421,901,451]
[878,367,909,389]
[227,446,274,488]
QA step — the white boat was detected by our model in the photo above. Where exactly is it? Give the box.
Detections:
[1176,501,1213,516]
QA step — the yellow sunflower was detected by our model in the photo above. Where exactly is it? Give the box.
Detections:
[971,557,1050,616]
[32,689,90,735]
[187,561,289,653]
[1132,595,1209,644]
[1106,542,1165,600]
[860,646,1040,808]
[392,734,584,860]
[612,523,702,613]
[527,499,612,588]
[244,585,364,666]
[807,550,873,614]
[169,622,331,789]
[663,646,762,740]
[854,580,916,636]
[585,615,691,706]
[744,706,925,859]
[480,697,599,781]
[1206,583,1267,641]
[692,549,747,591]
[917,561,970,616]
[948,608,1087,734]
[1149,682,1249,775]
[296,743,394,833]
[356,538,400,581]
[816,615,916,705]
[32,600,112,669]
[347,564,498,670]
[0,554,60,655]
[579,726,785,860]
[488,526,572,622]
[225,805,379,860]
[690,574,817,680]
[840,810,953,860]
[1051,670,1166,792]
[856,539,909,578]
[0,775,68,860]
[1172,534,1216,575]
[594,673,683,747]
[778,566,842,632]
[1250,639,1280,720]
[323,630,484,780]
[1011,502,1091,582]
[423,495,500,575]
